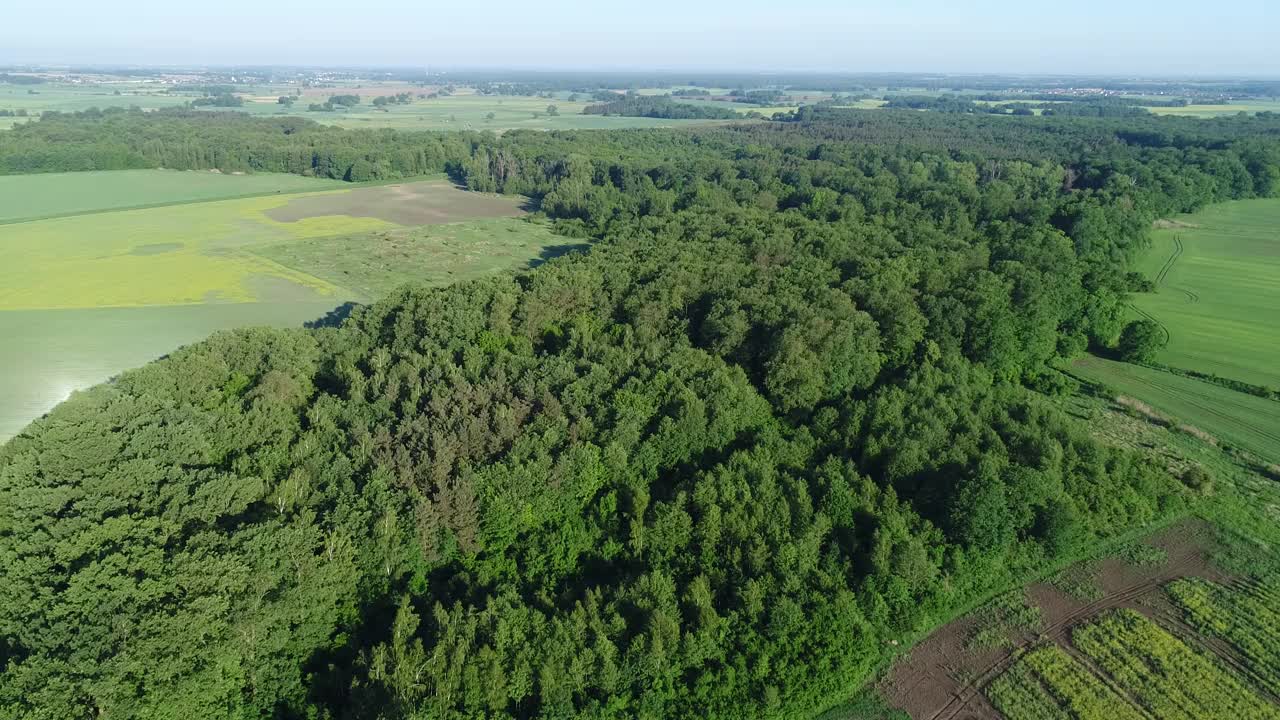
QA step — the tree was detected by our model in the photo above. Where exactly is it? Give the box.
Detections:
[546,104,559,116]
[485,112,496,121]
[1116,319,1163,363]
[277,96,295,106]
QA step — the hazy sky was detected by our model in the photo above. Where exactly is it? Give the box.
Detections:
[3,0,1277,75]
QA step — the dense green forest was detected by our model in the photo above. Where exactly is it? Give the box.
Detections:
[2,107,1280,719]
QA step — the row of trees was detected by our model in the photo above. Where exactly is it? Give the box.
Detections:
[2,104,1279,719]
[582,95,739,119]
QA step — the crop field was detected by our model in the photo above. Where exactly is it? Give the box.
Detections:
[259,218,584,301]
[0,173,568,441]
[987,645,1145,720]
[1168,574,1280,696]
[0,169,344,223]
[1069,355,1280,463]
[1073,609,1278,719]
[1131,199,1280,390]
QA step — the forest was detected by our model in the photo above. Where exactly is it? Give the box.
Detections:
[1,106,1280,719]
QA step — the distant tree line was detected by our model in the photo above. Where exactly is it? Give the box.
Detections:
[0,72,45,85]
[190,92,244,108]
[309,94,363,112]
[582,95,739,119]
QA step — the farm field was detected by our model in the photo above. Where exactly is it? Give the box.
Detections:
[1131,198,1280,390]
[0,173,568,441]
[0,169,344,223]
[1069,355,1280,463]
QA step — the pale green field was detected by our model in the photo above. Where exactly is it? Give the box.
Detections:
[1150,100,1280,117]
[0,81,190,114]
[0,169,344,223]
[1133,199,1280,389]
[0,302,337,442]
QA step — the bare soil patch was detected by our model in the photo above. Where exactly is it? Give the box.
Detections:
[264,180,526,226]
[880,518,1227,719]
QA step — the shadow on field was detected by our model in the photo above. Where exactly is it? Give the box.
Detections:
[305,301,362,329]
[527,242,591,269]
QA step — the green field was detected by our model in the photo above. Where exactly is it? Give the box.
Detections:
[0,171,573,441]
[1070,355,1280,463]
[0,169,344,223]
[1133,199,1280,389]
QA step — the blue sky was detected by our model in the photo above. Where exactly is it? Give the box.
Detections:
[3,0,1277,75]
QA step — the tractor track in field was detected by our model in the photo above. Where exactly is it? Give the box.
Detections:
[1154,235,1184,286]
[1128,303,1171,348]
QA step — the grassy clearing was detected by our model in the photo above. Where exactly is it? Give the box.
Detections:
[257,218,587,301]
[987,645,1145,720]
[1070,355,1280,463]
[1072,609,1279,719]
[1133,199,1280,389]
[0,169,343,223]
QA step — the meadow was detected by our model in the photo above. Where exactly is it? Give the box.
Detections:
[0,169,344,223]
[1131,198,1280,390]
[1069,355,1280,463]
[259,217,585,301]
